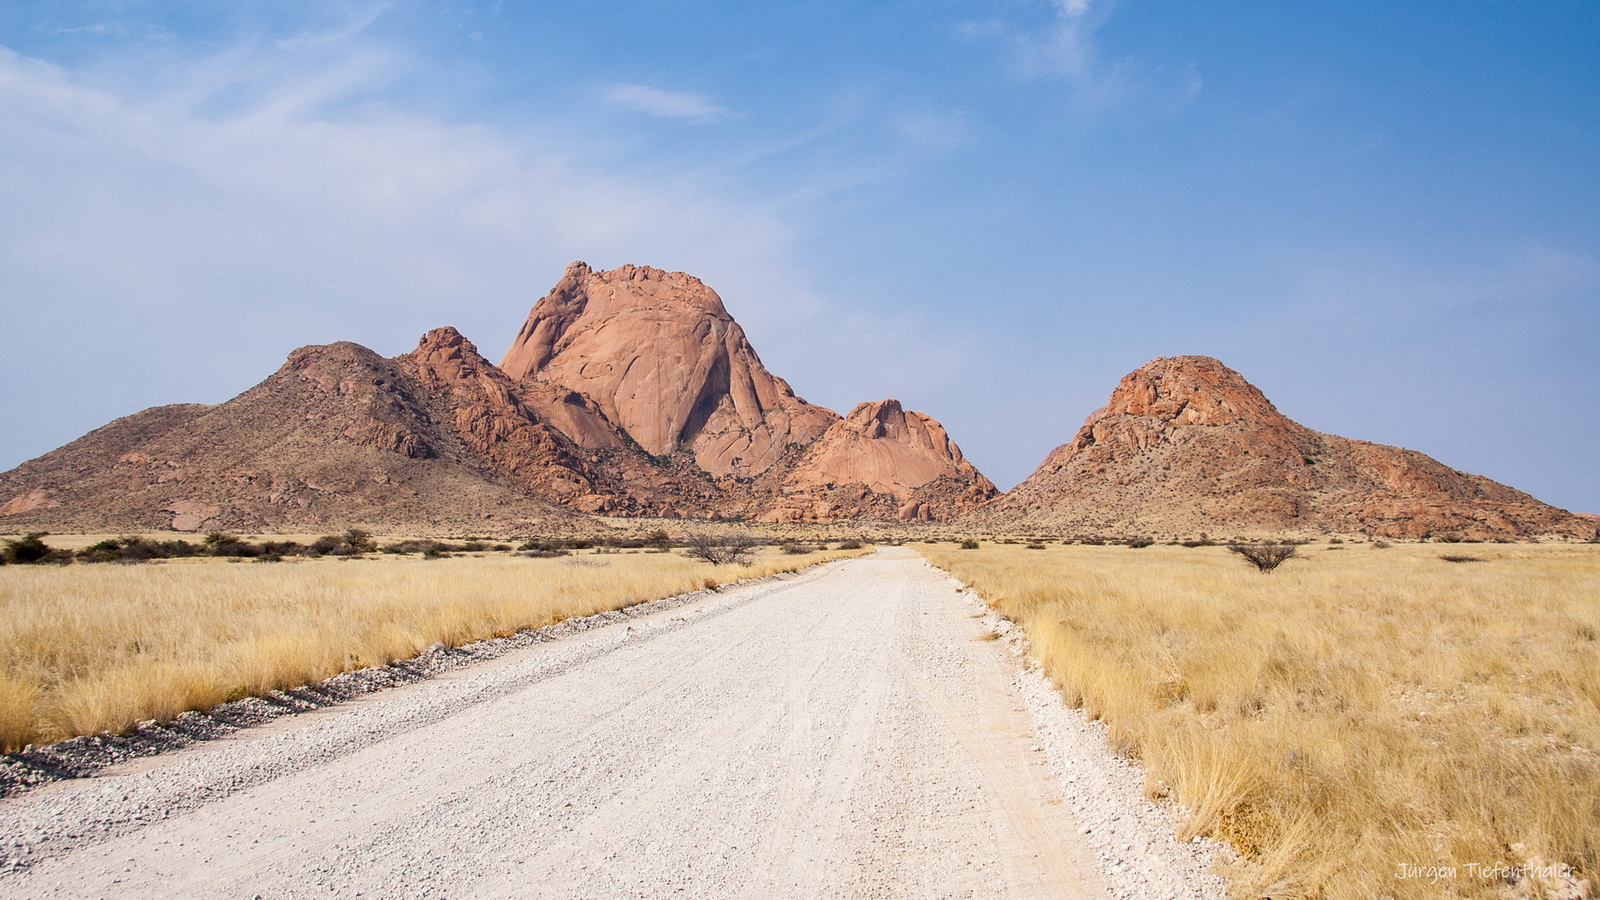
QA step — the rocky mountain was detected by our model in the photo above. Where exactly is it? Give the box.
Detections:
[0,262,996,532]
[501,262,837,479]
[495,262,996,522]
[0,340,583,533]
[772,400,998,523]
[8,264,1585,538]
[971,356,1598,540]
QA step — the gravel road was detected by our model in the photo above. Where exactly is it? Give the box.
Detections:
[0,549,1219,899]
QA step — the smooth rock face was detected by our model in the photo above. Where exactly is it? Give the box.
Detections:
[492,261,997,522]
[777,400,997,521]
[502,262,836,478]
[973,356,1598,540]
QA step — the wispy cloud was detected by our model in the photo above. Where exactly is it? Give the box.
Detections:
[605,82,730,123]
[1017,0,1110,83]
[965,0,1198,113]
[274,2,392,50]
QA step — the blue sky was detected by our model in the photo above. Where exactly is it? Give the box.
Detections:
[2,1,1597,512]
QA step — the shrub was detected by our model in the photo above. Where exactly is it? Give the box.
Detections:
[384,539,467,556]
[781,543,815,555]
[959,539,980,550]
[1440,554,1485,563]
[1026,543,1046,550]
[1373,540,1393,549]
[203,531,242,551]
[837,539,863,550]
[642,529,672,550]
[342,529,377,554]
[1227,542,1300,573]
[685,532,758,565]
[3,533,61,565]
[1125,536,1155,549]
[76,536,205,563]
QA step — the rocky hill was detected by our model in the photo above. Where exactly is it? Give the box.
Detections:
[970,356,1598,540]
[0,340,583,533]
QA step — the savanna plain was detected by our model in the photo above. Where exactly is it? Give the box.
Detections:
[2,532,1596,900]
[0,538,862,751]
[921,539,1599,899]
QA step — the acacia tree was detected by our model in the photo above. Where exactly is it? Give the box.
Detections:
[685,532,758,565]
[1227,542,1300,573]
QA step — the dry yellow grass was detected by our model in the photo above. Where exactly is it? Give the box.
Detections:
[919,540,1600,900]
[0,547,862,751]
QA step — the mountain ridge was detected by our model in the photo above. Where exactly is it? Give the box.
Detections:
[1,272,1591,539]
[0,262,997,530]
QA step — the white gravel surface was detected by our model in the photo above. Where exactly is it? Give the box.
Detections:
[946,577,1230,900]
[0,549,1225,899]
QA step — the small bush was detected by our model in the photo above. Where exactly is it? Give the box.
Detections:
[959,539,980,550]
[1125,537,1155,549]
[3,533,63,565]
[202,531,240,551]
[685,532,758,565]
[1227,543,1300,573]
[77,536,206,563]
[1372,540,1393,549]
[836,539,863,550]
[1026,543,1046,550]
[308,537,341,556]
[343,529,377,554]
[780,543,815,555]
[1439,554,1485,563]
